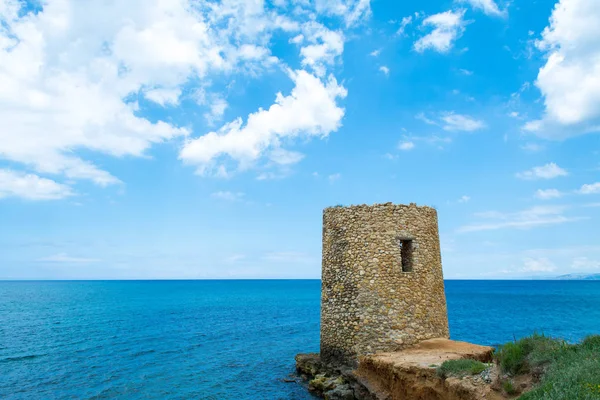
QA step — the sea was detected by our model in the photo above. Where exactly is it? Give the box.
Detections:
[1,280,600,399]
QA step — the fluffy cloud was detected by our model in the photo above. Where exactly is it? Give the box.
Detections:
[0,0,242,186]
[180,70,347,176]
[379,66,390,75]
[314,0,372,27]
[516,163,568,180]
[398,141,415,150]
[396,16,413,36]
[414,10,467,53]
[579,182,600,194]
[440,112,485,131]
[296,22,345,77]
[328,173,342,183]
[462,0,505,17]
[524,0,600,139]
[535,188,563,199]
[416,112,485,131]
[0,0,371,195]
[0,169,73,200]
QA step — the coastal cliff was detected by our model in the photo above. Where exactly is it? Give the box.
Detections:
[296,338,500,400]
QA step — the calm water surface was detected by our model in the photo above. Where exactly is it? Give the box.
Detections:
[1,280,599,399]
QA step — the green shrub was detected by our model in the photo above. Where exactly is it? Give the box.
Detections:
[581,335,600,350]
[436,359,487,379]
[495,333,565,375]
[516,334,600,400]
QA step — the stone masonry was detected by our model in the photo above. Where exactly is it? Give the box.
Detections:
[320,202,449,366]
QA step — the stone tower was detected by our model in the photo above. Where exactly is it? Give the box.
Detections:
[320,203,449,366]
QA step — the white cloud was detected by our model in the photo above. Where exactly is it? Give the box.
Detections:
[458,68,473,75]
[268,148,305,165]
[328,173,342,183]
[516,163,568,180]
[571,256,600,270]
[314,0,372,27]
[414,9,467,53]
[369,49,381,57]
[458,205,583,232]
[195,90,229,125]
[211,191,245,202]
[458,195,471,203]
[578,182,600,194]
[180,70,347,176]
[440,112,485,131]
[0,169,73,200]
[0,0,365,190]
[461,0,506,17]
[396,16,413,36]
[522,257,556,272]
[37,253,100,263]
[523,0,600,139]
[0,1,246,186]
[145,88,182,106]
[379,66,390,75]
[415,111,485,131]
[297,22,345,77]
[206,97,229,125]
[415,113,438,125]
[398,141,415,150]
[535,188,563,199]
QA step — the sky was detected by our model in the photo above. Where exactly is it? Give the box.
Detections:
[0,0,599,280]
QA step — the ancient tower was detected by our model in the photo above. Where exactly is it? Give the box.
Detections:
[320,203,449,366]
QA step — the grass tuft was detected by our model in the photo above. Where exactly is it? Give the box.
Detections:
[436,358,487,379]
[503,380,518,395]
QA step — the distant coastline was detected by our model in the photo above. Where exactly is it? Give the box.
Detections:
[535,273,600,281]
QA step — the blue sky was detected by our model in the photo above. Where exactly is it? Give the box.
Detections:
[0,0,599,279]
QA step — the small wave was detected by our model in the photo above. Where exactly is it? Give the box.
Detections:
[1,354,45,363]
[225,362,250,368]
[131,349,156,357]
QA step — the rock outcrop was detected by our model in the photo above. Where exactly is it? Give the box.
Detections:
[355,339,500,400]
[296,339,505,400]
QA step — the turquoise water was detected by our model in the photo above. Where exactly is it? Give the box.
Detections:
[1,280,599,399]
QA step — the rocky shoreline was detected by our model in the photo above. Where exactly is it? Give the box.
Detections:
[295,353,376,400]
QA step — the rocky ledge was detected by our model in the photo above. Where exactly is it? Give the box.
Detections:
[295,353,376,400]
[296,339,500,400]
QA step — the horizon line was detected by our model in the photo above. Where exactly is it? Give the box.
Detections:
[1,278,597,282]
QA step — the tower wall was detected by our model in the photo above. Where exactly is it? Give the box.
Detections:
[320,203,449,366]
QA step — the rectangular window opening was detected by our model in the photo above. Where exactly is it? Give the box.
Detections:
[400,239,414,272]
